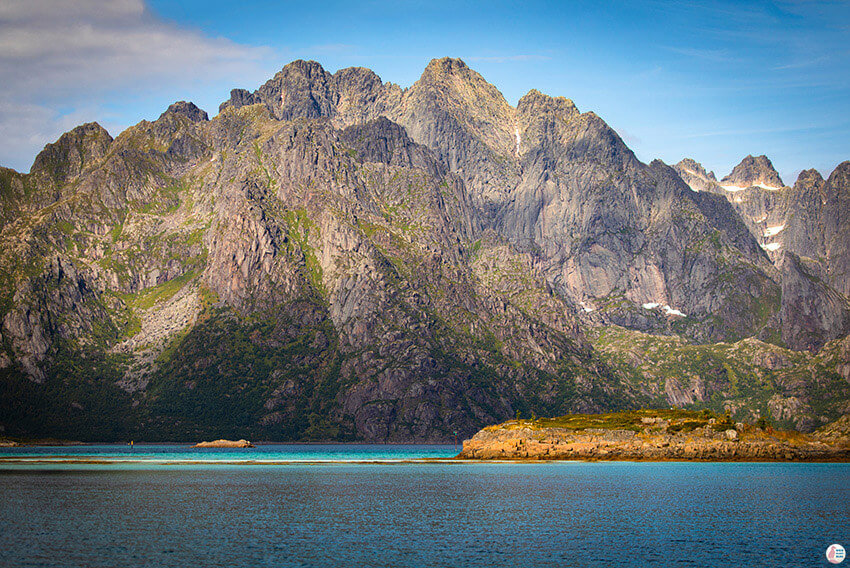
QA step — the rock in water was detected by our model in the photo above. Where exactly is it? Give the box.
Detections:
[193,439,254,448]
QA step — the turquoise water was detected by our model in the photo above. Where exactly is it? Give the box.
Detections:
[0,443,458,469]
[0,446,847,567]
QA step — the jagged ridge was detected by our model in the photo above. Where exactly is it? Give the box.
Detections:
[0,58,848,441]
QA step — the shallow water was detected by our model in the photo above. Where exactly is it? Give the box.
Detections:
[0,446,847,567]
[0,443,458,468]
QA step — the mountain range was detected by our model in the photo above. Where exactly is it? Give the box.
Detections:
[1,57,848,442]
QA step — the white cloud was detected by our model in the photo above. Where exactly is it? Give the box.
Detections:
[0,100,119,171]
[0,0,275,171]
[662,46,732,62]
[0,0,270,95]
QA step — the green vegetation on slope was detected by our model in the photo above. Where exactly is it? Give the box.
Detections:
[506,408,733,433]
[588,325,850,430]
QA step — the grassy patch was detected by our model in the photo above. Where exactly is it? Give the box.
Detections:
[505,408,724,432]
[122,270,198,310]
[283,209,325,296]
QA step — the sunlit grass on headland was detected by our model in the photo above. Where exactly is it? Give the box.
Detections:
[490,408,775,435]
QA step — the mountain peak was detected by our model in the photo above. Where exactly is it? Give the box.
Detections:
[278,59,329,78]
[160,101,208,123]
[417,57,493,93]
[423,57,470,76]
[676,158,716,181]
[794,168,824,187]
[721,154,784,189]
[30,122,112,180]
[672,158,717,192]
[406,56,516,158]
[517,89,578,115]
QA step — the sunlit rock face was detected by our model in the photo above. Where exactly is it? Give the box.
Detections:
[0,58,848,442]
[674,158,717,193]
[720,155,785,190]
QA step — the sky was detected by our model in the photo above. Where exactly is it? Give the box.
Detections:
[1,0,848,184]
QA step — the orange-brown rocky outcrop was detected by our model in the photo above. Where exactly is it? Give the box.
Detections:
[458,410,850,462]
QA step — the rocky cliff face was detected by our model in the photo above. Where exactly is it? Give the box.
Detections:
[223,60,780,344]
[674,155,850,352]
[675,156,789,254]
[674,158,717,193]
[0,58,848,441]
[772,253,850,352]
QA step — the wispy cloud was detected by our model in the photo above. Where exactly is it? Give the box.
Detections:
[773,55,831,70]
[0,0,275,171]
[662,46,732,62]
[0,0,273,97]
[677,123,838,139]
[467,54,551,63]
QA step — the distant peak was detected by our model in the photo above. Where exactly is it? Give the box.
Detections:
[676,158,716,181]
[419,57,483,86]
[160,101,208,123]
[30,122,112,180]
[43,122,111,149]
[262,59,334,90]
[517,88,578,116]
[827,161,850,192]
[832,160,850,177]
[279,59,329,77]
[333,66,382,82]
[721,154,784,189]
[794,168,824,187]
[519,88,575,106]
[424,57,470,73]
[70,122,111,138]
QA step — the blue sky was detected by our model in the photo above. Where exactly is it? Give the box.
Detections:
[1,0,848,184]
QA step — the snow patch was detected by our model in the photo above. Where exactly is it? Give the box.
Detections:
[514,127,521,155]
[664,306,687,317]
[642,302,686,317]
[721,183,781,192]
[764,224,785,237]
[761,242,781,252]
[682,169,705,191]
[579,301,594,313]
[643,302,686,317]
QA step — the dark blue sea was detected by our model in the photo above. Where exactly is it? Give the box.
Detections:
[0,444,847,567]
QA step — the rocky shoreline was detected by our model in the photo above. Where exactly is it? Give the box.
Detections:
[458,411,850,462]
